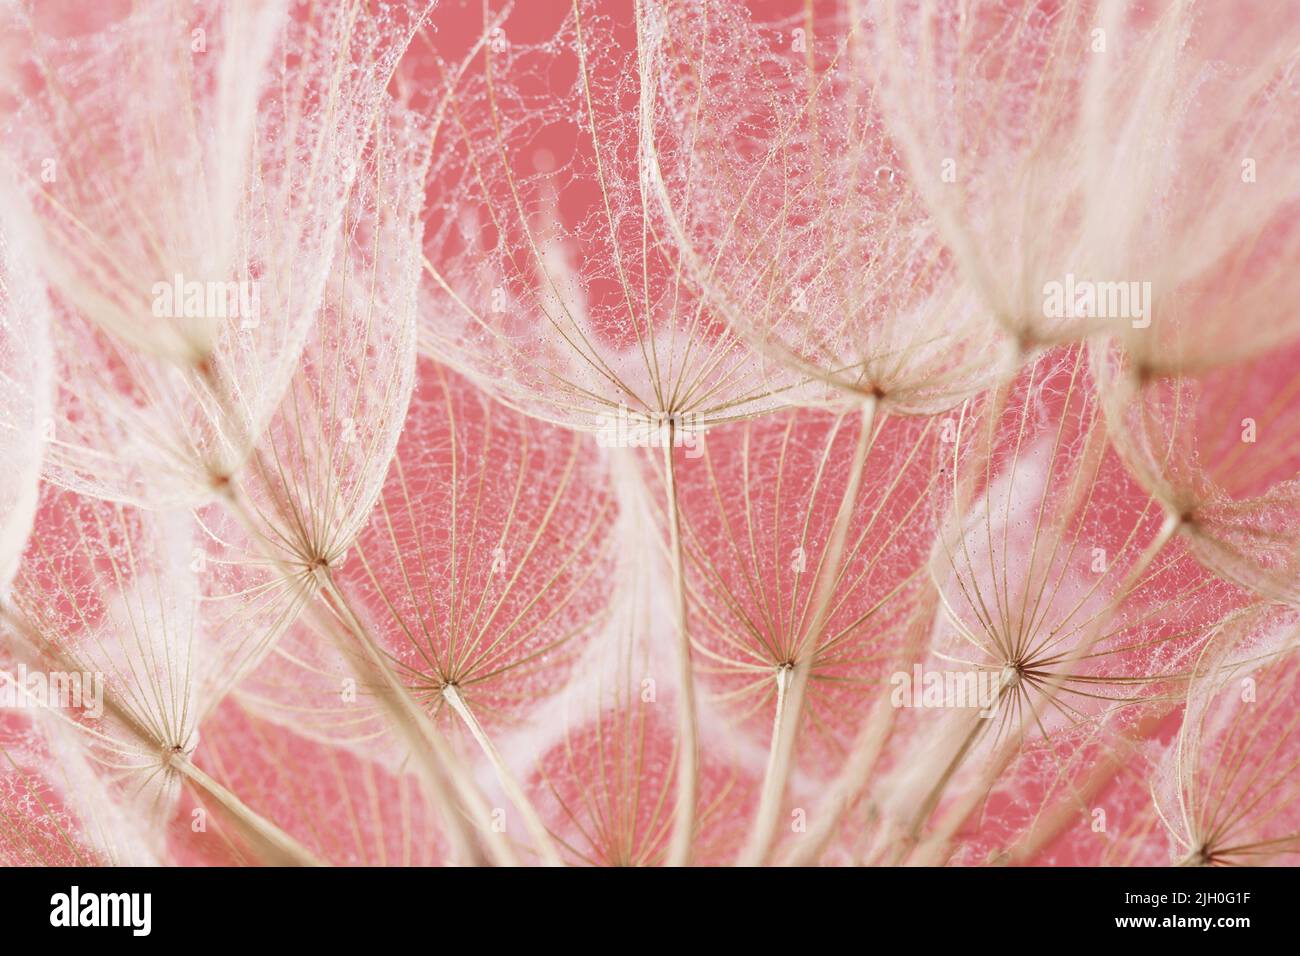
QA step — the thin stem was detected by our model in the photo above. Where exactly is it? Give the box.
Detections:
[907,732,1019,866]
[441,684,564,866]
[1106,509,1182,611]
[906,509,1184,863]
[779,687,898,866]
[738,662,804,865]
[739,396,877,865]
[782,586,932,865]
[904,515,1190,868]
[0,603,319,868]
[313,567,515,866]
[905,705,991,846]
[802,398,879,649]
[211,403,503,864]
[663,419,700,867]
[218,481,491,865]
[171,756,324,866]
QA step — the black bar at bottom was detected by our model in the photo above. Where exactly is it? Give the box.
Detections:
[0,866,1285,943]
